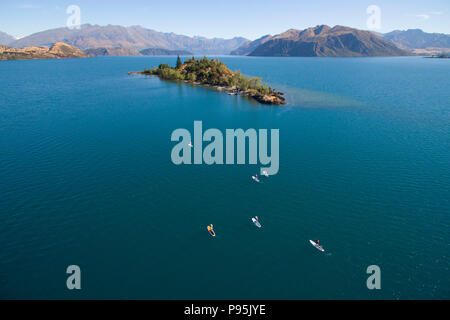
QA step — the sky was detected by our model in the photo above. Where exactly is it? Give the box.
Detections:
[0,0,449,40]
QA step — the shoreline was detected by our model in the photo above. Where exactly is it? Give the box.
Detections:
[128,71,286,105]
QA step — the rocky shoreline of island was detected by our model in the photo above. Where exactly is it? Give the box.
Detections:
[129,56,286,105]
[207,83,285,105]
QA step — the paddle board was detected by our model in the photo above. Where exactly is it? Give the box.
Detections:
[309,240,324,252]
[252,218,262,228]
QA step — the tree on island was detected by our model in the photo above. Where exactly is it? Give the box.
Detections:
[176,56,182,69]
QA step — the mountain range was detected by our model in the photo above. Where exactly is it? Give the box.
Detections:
[10,24,248,55]
[84,47,193,57]
[232,25,410,57]
[382,29,450,54]
[3,24,450,57]
[0,42,88,60]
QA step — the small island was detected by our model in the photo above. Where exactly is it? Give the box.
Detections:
[129,56,286,105]
[426,53,450,59]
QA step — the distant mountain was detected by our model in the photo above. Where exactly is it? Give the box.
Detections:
[11,24,248,55]
[0,31,16,45]
[383,29,450,51]
[140,48,193,56]
[230,35,273,55]
[84,47,142,56]
[234,25,410,57]
[84,47,193,57]
[0,42,89,60]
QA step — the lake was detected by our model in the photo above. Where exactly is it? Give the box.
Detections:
[0,56,449,299]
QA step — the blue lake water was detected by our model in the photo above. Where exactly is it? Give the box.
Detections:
[0,56,449,299]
